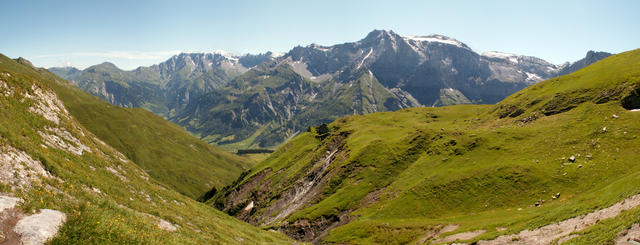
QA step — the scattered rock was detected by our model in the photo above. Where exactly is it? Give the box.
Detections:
[243,201,254,212]
[38,127,91,156]
[106,167,127,182]
[156,218,177,232]
[577,164,582,168]
[0,80,14,97]
[569,156,576,162]
[612,114,619,118]
[603,127,607,132]
[615,223,640,244]
[478,193,640,244]
[14,209,66,245]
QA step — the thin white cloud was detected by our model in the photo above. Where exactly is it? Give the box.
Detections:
[35,50,182,60]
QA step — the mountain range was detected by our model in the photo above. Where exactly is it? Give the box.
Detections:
[50,30,612,150]
[207,49,640,244]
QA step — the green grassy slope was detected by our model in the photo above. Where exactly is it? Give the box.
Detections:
[13,56,252,199]
[0,55,293,243]
[211,49,640,244]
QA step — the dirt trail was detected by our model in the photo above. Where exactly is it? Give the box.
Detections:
[478,193,640,244]
[417,224,459,244]
[433,229,485,244]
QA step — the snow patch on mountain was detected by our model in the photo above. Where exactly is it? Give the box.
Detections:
[525,72,542,81]
[270,52,286,58]
[482,51,520,63]
[404,35,468,49]
[309,44,332,52]
[357,48,374,69]
[212,50,239,61]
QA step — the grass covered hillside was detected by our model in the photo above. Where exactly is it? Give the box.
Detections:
[14,57,251,199]
[209,49,640,244]
[0,55,293,243]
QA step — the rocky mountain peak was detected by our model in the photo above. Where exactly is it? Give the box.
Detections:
[96,62,119,69]
[364,29,397,39]
[584,50,612,64]
[361,29,403,45]
[557,50,612,76]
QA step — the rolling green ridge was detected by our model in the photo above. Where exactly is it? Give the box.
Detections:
[23,58,252,199]
[210,49,640,244]
[0,55,293,243]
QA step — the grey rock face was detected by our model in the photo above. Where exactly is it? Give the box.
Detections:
[557,51,612,76]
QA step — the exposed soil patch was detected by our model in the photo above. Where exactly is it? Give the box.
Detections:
[0,195,23,245]
[0,207,22,245]
[417,224,460,244]
[433,229,486,244]
[217,168,272,218]
[278,214,343,242]
[615,223,640,244]
[622,88,640,110]
[262,148,339,225]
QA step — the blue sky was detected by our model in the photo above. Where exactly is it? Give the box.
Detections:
[1,0,638,70]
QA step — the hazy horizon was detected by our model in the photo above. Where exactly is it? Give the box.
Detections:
[2,0,639,70]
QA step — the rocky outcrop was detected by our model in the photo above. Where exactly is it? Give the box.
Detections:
[14,209,67,245]
[212,131,351,241]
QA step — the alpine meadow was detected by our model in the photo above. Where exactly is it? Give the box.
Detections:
[1,1,639,244]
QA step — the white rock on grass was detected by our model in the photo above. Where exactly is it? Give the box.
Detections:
[106,166,127,182]
[14,209,66,245]
[0,143,50,189]
[156,218,178,232]
[38,127,91,156]
[0,195,23,212]
[24,85,69,125]
[0,80,14,96]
